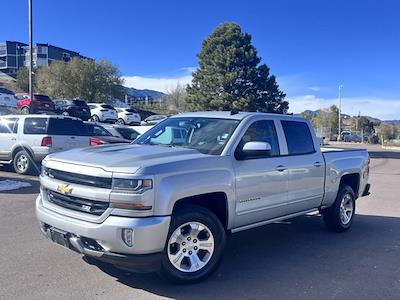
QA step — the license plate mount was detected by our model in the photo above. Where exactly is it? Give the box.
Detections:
[50,228,70,248]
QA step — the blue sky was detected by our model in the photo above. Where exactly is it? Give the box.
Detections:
[3,0,400,119]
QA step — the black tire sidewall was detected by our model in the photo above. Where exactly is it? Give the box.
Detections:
[160,206,226,284]
[323,185,356,232]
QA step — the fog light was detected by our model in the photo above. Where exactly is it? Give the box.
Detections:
[122,228,133,247]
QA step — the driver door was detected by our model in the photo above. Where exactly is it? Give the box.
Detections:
[233,120,289,228]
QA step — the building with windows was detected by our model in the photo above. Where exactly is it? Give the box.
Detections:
[0,41,91,78]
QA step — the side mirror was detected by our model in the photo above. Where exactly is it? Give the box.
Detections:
[237,141,272,160]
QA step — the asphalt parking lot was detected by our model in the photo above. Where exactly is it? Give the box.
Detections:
[0,144,399,300]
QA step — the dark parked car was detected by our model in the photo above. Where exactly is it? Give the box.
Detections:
[54,99,91,121]
[100,123,140,141]
[84,122,131,146]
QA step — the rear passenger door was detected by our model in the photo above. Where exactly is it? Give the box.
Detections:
[279,120,325,213]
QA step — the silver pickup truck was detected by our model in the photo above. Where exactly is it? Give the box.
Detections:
[36,111,370,283]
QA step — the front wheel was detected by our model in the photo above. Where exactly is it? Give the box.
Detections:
[21,107,30,114]
[116,118,125,125]
[159,206,226,284]
[91,115,100,122]
[322,185,356,232]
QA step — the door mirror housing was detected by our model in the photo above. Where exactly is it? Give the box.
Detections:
[237,141,272,160]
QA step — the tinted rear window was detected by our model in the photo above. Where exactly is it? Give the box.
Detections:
[86,124,112,136]
[73,100,87,106]
[281,121,315,155]
[100,104,114,109]
[0,88,14,95]
[23,118,88,135]
[48,119,89,136]
[34,95,52,101]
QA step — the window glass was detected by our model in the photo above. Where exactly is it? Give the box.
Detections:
[100,104,114,110]
[115,127,139,140]
[281,121,315,155]
[135,117,240,155]
[47,119,89,136]
[237,120,280,157]
[24,118,48,134]
[34,95,52,102]
[86,124,112,136]
[0,118,18,134]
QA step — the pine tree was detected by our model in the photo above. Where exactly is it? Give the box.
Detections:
[186,23,288,113]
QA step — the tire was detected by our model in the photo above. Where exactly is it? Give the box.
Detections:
[21,107,30,114]
[159,206,226,284]
[13,150,36,175]
[322,185,356,232]
[91,115,100,122]
[116,118,125,125]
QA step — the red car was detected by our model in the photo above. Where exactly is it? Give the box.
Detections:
[15,93,55,114]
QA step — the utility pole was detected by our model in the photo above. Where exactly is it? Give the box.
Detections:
[337,85,343,141]
[28,0,34,100]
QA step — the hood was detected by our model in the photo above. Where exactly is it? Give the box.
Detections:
[47,144,205,173]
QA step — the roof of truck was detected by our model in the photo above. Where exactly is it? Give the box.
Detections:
[171,111,304,121]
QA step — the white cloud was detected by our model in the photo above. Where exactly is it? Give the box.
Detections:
[308,86,321,92]
[122,75,193,93]
[287,94,400,120]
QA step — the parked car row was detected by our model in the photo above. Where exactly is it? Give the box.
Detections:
[0,114,153,175]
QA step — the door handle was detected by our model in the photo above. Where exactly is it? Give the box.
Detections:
[314,161,322,167]
[11,138,16,141]
[275,165,287,172]
[70,136,76,139]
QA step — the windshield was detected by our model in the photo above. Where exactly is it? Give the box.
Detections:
[134,117,240,155]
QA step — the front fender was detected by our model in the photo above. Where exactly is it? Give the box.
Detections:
[154,169,236,229]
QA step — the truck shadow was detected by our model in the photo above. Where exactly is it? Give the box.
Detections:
[368,151,400,159]
[84,214,400,299]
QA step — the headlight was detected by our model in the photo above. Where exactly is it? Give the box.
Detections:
[41,166,49,177]
[112,178,153,193]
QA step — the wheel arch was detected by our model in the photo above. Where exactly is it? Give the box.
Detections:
[172,192,229,230]
[339,173,360,198]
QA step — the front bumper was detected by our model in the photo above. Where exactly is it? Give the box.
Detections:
[36,195,170,272]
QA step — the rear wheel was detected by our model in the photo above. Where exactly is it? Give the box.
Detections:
[13,150,35,175]
[91,115,100,122]
[21,107,30,114]
[116,118,125,125]
[159,206,226,284]
[322,185,356,232]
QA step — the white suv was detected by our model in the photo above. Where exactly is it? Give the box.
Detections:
[0,115,90,174]
[87,103,117,123]
[116,108,141,125]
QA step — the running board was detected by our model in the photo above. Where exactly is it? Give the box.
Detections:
[0,160,12,164]
[231,209,318,233]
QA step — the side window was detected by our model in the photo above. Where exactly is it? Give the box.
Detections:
[0,118,18,134]
[281,121,315,155]
[237,120,280,158]
[24,118,48,134]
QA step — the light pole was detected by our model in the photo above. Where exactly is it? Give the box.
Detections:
[28,0,34,100]
[337,85,343,141]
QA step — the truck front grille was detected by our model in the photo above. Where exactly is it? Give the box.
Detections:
[47,190,109,215]
[47,168,112,189]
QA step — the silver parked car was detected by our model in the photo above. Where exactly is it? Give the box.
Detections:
[0,115,90,174]
[140,114,167,125]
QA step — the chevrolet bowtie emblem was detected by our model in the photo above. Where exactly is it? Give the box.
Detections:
[57,184,72,195]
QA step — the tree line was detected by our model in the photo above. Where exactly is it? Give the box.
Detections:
[14,22,288,113]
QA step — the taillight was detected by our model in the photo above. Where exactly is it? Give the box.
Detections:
[41,136,52,147]
[90,137,105,146]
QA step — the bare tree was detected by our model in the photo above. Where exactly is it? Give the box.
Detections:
[166,83,187,112]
